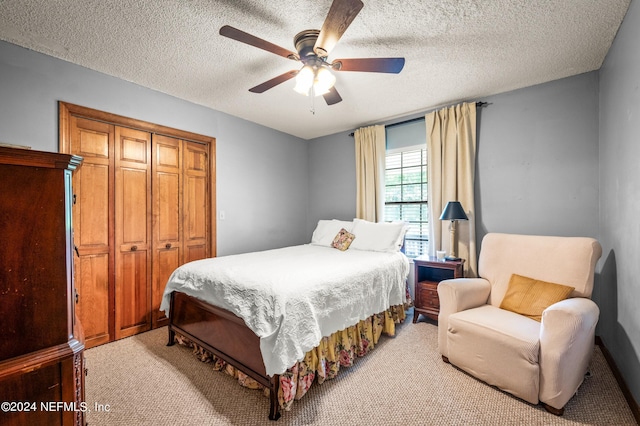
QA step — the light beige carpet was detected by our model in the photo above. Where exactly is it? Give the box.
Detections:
[84,318,637,425]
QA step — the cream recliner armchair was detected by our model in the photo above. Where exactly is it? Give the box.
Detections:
[438,233,602,415]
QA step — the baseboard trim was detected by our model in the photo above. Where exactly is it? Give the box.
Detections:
[595,336,640,424]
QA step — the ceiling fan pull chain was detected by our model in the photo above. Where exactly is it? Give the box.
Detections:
[310,86,316,115]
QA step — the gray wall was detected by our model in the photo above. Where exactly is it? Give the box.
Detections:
[598,0,640,404]
[0,40,310,255]
[307,132,356,236]
[307,72,601,305]
[475,72,600,243]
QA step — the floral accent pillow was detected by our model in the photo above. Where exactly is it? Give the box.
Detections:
[331,228,355,251]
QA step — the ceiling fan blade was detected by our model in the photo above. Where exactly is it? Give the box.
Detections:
[323,86,342,105]
[248,70,298,93]
[220,25,299,60]
[333,57,405,73]
[314,0,364,57]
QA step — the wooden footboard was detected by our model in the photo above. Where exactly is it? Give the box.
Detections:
[167,291,281,420]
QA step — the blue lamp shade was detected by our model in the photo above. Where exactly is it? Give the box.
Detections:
[439,201,468,221]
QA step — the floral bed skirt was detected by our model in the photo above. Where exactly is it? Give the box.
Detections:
[175,304,407,411]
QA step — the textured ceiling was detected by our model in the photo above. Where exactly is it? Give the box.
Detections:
[0,0,631,140]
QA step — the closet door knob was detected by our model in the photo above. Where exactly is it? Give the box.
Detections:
[165,243,172,249]
[131,245,138,251]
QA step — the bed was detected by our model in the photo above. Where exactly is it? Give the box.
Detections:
[160,219,410,420]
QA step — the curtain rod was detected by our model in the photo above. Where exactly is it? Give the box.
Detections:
[348,101,488,137]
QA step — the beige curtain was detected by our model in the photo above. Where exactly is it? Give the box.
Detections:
[354,125,386,221]
[426,103,478,276]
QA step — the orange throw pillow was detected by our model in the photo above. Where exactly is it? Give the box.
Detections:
[500,274,575,322]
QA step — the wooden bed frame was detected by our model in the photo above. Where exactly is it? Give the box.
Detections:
[166,291,282,420]
[165,243,409,421]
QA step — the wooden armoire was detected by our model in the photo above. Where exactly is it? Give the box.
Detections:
[0,146,85,426]
[59,102,215,349]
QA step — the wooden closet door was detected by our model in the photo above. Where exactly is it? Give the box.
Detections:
[115,127,152,339]
[69,117,114,349]
[183,141,210,262]
[151,134,183,328]
[60,102,215,342]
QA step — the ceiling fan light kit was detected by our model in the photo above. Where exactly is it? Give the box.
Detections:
[293,65,336,97]
[219,0,405,106]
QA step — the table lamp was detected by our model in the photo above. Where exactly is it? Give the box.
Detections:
[439,201,468,261]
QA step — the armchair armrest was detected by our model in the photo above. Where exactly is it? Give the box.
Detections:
[437,278,491,357]
[539,297,600,410]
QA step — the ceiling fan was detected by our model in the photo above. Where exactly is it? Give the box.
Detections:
[219,0,405,106]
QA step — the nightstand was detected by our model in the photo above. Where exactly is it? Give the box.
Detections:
[413,257,465,323]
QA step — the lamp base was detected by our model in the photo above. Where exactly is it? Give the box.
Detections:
[445,255,461,261]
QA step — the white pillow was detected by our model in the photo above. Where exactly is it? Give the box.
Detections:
[310,219,354,247]
[349,219,407,252]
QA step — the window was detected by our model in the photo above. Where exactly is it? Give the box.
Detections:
[384,147,428,258]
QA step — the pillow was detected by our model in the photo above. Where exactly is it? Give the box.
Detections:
[348,218,407,252]
[331,228,355,251]
[500,274,575,322]
[310,219,353,247]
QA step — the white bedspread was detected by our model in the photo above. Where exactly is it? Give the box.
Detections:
[160,244,409,376]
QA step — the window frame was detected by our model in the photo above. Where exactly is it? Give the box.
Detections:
[384,144,429,258]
